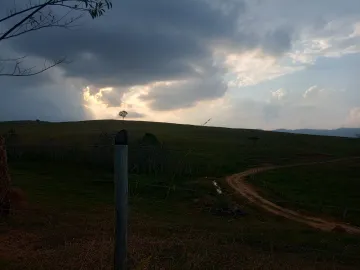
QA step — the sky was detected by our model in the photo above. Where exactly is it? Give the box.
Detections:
[0,0,360,130]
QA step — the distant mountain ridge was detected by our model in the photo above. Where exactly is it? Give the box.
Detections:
[275,128,360,138]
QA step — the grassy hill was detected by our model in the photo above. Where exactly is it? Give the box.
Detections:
[1,120,360,177]
[1,120,360,269]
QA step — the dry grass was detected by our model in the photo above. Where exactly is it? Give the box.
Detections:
[2,204,360,270]
[0,142,360,270]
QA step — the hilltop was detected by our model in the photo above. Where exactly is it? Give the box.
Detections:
[1,120,359,177]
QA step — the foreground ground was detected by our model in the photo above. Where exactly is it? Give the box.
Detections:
[1,120,360,269]
[1,161,360,269]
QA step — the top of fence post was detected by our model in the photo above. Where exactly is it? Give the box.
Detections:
[115,130,128,146]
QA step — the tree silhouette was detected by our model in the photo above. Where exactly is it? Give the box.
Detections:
[119,110,128,121]
[0,0,112,77]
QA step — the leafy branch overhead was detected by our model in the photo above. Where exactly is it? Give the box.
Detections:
[0,0,112,77]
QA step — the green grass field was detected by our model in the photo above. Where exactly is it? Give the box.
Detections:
[250,159,360,226]
[1,120,360,269]
[1,120,360,176]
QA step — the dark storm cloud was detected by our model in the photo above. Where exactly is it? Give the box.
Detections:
[1,0,295,116]
[0,55,91,121]
[0,83,91,122]
[6,0,250,85]
[0,69,50,90]
[139,62,227,110]
[11,27,209,87]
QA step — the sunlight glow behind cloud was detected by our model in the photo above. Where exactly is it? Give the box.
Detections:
[2,0,360,129]
[224,50,303,87]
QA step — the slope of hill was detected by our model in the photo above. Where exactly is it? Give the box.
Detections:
[1,120,360,178]
[2,120,360,269]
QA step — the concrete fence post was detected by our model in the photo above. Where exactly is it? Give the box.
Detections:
[0,136,11,217]
[114,130,128,270]
[343,207,348,219]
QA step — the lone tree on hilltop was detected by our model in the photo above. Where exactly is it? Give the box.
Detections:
[119,110,128,121]
[0,0,112,77]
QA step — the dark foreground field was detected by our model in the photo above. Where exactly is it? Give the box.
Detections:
[1,120,360,269]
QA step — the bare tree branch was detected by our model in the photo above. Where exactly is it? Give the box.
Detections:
[1,0,112,41]
[0,57,68,77]
[0,5,40,24]
[0,0,52,41]
[0,0,112,77]
[0,0,102,23]
[0,56,27,62]
[0,13,83,40]
[52,3,89,12]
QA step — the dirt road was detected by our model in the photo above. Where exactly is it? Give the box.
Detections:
[226,157,360,234]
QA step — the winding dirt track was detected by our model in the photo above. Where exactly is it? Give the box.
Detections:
[226,157,360,234]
